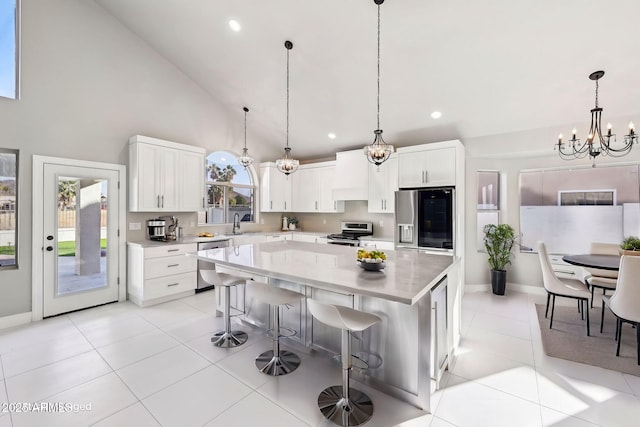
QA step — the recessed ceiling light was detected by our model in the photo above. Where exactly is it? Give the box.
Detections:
[228,20,241,32]
[328,133,336,140]
[430,111,442,119]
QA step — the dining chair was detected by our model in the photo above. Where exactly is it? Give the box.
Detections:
[585,242,619,308]
[537,241,592,336]
[600,255,640,365]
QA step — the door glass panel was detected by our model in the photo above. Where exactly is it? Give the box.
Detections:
[56,177,108,296]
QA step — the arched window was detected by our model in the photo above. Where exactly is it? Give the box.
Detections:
[204,151,255,224]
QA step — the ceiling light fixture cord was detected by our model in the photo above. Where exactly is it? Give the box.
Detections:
[276,40,299,175]
[287,44,290,149]
[377,1,381,130]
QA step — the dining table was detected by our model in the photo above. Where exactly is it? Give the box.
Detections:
[562,254,621,271]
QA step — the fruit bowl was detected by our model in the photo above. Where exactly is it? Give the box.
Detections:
[356,249,387,271]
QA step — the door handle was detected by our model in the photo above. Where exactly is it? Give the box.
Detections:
[167,264,180,268]
[270,200,273,210]
[202,197,205,208]
[157,195,160,208]
[424,171,428,183]
[334,201,336,210]
[284,201,287,210]
[161,195,164,208]
[315,201,318,210]
[46,246,53,252]
[167,283,179,287]
[167,248,180,252]
[381,200,384,210]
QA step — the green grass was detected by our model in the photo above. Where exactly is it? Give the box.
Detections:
[58,239,107,256]
[0,246,15,255]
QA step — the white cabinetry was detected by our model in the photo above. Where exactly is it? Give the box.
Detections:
[127,242,197,306]
[368,154,398,213]
[129,135,205,212]
[291,233,328,244]
[292,162,344,213]
[333,149,369,200]
[397,142,457,188]
[260,162,292,212]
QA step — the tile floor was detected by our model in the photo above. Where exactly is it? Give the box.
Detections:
[0,289,639,426]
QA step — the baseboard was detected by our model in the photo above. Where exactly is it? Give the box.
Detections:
[0,311,32,330]
[465,283,546,296]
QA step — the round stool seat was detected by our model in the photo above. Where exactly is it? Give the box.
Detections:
[249,282,304,376]
[307,299,381,332]
[200,270,248,348]
[200,270,247,288]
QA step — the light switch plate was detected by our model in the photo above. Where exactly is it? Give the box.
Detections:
[379,220,384,228]
[129,222,141,230]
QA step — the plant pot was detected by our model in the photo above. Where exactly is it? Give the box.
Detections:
[491,269,507,295]
[619,249,640,256]
[289,223,296,230]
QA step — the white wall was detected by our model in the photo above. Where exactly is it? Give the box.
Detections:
[0,0,279,317]
[463,121,640,289]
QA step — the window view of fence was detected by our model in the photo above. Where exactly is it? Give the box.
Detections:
[0,149,18,268]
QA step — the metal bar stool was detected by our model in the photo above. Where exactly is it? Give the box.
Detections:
[200,270,249,348]
[306,298,381,427]
[249,281,305,376]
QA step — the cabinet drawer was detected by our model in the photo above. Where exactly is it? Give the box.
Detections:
[144,255,197,279]
[144,272,196,300]
[144,243,197,259]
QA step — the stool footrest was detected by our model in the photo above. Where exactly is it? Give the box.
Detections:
[265,327,297,339]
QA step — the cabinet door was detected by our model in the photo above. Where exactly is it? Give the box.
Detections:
[368,155,397,213]
[317,166,343,212]
[398,151,427,188]
[260,166,292,212]
[159,148,179,211]
[179,151,205,211]
[292,168,318,212]
[134,143,162,211]
[424,148,456,187]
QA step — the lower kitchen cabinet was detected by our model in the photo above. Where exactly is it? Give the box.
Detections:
[127,242,197,306]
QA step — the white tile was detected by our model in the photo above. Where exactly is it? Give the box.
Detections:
[116,345,210,399]
[0,316,79,354]
[623,373,640,396]
[468,311,532,340]
[179,290,218,314]
[97,329,179,370]
[0,380,7,407]
[539,406,600,427]
[429,416,457,427]
[143,365,251,427]
[11,372,137,427]
[1,330,93,378]
[137,299,209,328]
[214,336,278,389]
[458,327,534,366]
[0,357,3,381]
[0,415,11,427]
[184,326,254,364]
[162,314,222,343]
[449,348,539,403]
[78,314,157,348]
[435,380,542,427]
[204,391,310,427]
[92,402,160,427]
[68,301,140,330]
[5,350,111,403]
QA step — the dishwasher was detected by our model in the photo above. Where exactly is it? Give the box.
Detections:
[196,239,231,292]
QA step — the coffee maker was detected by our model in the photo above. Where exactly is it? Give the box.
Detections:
[160,215,178,241]
[147,219,167,241]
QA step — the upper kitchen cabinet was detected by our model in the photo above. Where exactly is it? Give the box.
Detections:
[397,140,462,188]
[129,135,205,212]
[292,162,345,213]
[368,153,398,213]
[260,162,292,213]
[333,149,369,200]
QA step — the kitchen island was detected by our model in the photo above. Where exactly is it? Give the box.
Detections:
[191,240,462,411]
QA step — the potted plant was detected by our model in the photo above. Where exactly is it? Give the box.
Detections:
[288,217,299,230]
[483,223,516,295]
[620,236,640,255]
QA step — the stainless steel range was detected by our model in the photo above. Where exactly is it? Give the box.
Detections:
[327,221,373,246]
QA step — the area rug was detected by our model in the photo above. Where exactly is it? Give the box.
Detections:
[535,303,640,376]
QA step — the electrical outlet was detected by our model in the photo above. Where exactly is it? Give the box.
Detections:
[379,220,384,228]
[323,219,326,225]
[128,222,141,230]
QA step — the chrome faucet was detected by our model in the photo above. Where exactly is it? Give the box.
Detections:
[232,212,241,234]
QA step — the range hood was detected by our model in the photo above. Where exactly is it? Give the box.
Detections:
[332,149,369,200]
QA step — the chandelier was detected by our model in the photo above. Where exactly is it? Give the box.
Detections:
[556,70,637,165]
[363,0,394,168]
[276,40,300,176]
[238,107,254,168]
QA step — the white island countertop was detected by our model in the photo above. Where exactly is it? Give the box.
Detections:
[192,240,458,305]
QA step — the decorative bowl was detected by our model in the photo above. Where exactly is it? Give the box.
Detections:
[358,260,386,271]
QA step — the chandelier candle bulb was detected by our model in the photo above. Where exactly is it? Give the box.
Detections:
[607,123,612,136]
[629,122,635,136]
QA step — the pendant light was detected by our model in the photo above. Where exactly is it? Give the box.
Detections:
[276,40,300,176]
[364,0,394,168]
[238,107,254,168]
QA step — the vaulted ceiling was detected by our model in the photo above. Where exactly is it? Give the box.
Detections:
[95,0,640,160]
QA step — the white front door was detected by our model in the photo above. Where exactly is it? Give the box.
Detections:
[34,157,125,318]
